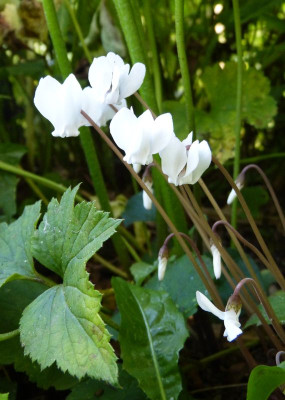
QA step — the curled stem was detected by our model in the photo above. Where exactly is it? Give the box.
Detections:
[212,156,285,291]
[233,278,285,344]
[240,164,285,233]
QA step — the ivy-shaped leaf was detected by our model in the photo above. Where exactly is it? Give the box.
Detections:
[20,187,121,385]
[112,278,188,400]
[0,202,41,288]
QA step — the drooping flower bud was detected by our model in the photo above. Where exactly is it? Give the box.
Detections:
[158,245,169,281]
[210,239,222,279]
[227,174,245,205]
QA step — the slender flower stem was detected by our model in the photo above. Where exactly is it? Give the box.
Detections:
[121,237,141,263]
[162,232,214,288]
[163,181,282,348]
[212,156,285,291]
[233,278,285,344]
[199,178,260,283]
[81,110,223,308]
[25,178,49,205]
[212,220,282,284]
[240,164,285,232]
[0,329,19,342]
[42,0,129,267]
[174,0,195,135]
[231,0,243,229]
[212,220,285,342]
[63,0,92,63]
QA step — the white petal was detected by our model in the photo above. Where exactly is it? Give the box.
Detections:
[88,56,113,101]
[110,107,138,151]
[34,76,61,124]
[186,140,212,184]
[180,140,200,184]
[158,256,168,281]
[182,131,193,147]
[159,136,187,185]
[211,244,222,279]
[227,181,243,205]
[133,163,142,173]
[81,87,105,126]
[105,64,120,104]
[196,291,225,320]
[223,310,243,342]
[120,63,146,99]
[149,113,174,154]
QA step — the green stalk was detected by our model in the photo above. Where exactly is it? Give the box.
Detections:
[112,0,158,113]
[63,0,92,63]
[231,0,243,229]
[0,329,19,342]
[143,0,163,112]
[174,0,195,135]
[42,0,129,266]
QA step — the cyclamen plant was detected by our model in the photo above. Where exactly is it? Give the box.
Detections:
[1,37,284,400]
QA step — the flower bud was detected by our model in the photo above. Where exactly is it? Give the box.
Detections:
[210,240,222,279]
[142,167,153,210]
[158,245,169,281]
[227,174,245,205]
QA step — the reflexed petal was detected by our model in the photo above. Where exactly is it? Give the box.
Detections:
[196,291,225,320]
[223,310,243,342]
[187,140,211,184]
[159,136,187,184]
[120,63,146,99]
[211,244,222,279]
[150,113,174,154]
[182,131,193,147]
[106,52,125,69]
[105,65,120,104]
[88,56,113,100]
[34,75,61,125]
[180,140,200,183]
[81,87,106,127]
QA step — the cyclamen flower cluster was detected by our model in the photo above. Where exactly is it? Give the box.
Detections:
[34,52,211,185]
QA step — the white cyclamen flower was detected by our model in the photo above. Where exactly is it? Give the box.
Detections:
[110,107,174,166]
[34,74,84,138]
[160,132,212,185]
[210,243,222,279]
[196,291,243,342]
[88,52,146,104]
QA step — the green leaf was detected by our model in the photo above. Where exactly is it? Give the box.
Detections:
[130,261,157,286]
[0,202,41,288]
[145,254,212,316]
[0,144,26,222]
[20,187,120,384]
[0,394,9,400]
[112,278,188,400]
[32,186,121,278]
[122,192,156,227]
[162,101,189,140]
[247,362,285,400]
[67,368,147,400]
[245,291,285,328]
